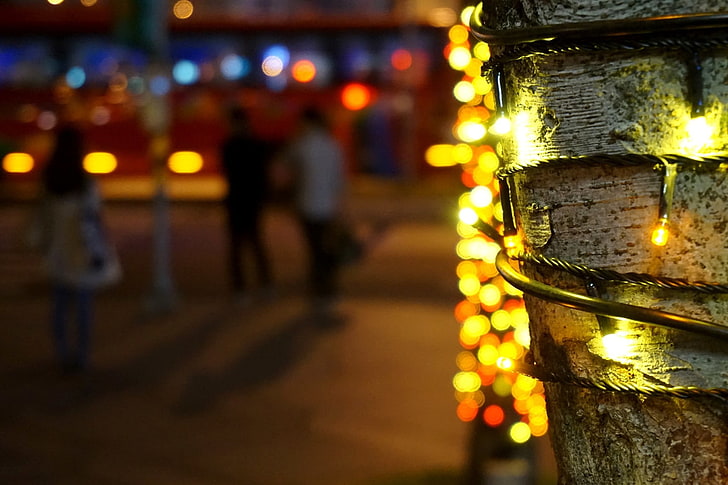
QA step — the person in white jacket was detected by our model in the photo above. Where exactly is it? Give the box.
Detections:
[286,107,346,310]
[33,124,120,373]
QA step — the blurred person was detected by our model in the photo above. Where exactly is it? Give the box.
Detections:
[29,124,120,373]
[220,105,274,304]
[285,107,347,311]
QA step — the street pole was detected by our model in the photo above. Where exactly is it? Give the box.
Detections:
[114,0,177,314]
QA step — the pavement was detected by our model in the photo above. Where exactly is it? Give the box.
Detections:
[0,174,556,485]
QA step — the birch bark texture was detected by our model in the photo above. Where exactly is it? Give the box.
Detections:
[484,1,728,483]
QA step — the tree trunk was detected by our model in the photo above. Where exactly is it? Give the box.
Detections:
[483,1,728,483]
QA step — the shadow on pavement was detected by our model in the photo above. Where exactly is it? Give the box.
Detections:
[173,308,346,415]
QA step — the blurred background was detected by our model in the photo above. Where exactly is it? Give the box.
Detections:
[0,0,461,194]
[0,1,557,484]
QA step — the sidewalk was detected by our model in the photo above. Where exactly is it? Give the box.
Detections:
[0,182,473,485]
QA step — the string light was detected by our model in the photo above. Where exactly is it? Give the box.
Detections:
[651,160,677,247]
[601,331,636,362]
[441,7,548,445]
[488,64,511,135]
[456,8,728,468]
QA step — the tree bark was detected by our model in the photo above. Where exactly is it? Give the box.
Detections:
[486,1,728,483]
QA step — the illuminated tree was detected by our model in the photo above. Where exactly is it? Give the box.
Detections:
[466,0,728,483]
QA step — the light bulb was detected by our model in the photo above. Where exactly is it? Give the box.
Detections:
[489,116,512,135]
[496,356,515,371]
[651,219,669,247]
[601,331,635,362]
[685,115,714,150]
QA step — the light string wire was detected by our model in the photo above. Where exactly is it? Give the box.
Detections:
[494,250,728,400]
[496,153,728,178]
[495,251,728,342]
[514,251,728,294]
[512,359,728,403]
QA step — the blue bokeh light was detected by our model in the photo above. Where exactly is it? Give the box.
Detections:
[220,54,250,80]
[149,75,171,95]
[66,66,86,88]
[172,59,200,85]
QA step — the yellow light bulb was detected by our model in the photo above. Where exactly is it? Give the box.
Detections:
[503,234,523,256]
[489,116,511,135]
[651,219,669,247]
[685,115,714,150]
[496,356,514,371]
[601,331,635,363]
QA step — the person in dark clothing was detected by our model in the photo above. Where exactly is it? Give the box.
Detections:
[220,106,274,303]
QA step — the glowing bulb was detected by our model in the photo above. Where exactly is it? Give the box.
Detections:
[601,331,635,362]
[496,356,514,371]
[489,116,511,135]
[684,115,714,151]
[651,218,669,247]
[503,234,521,251]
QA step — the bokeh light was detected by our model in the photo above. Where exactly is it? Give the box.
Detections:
[2,153,34,173]
[173,60,200,85]
[66,66,86,89]
[509,422,532,444]
[261,44,290,77]
[341,82,372,111]
[83,152,117,174]
[168,151,203,174]
[173,0,194,19]
[440,9,549,443]
[262,56,284,77]
[483,404,505,427]
[150,75,171,96]
[391,48,413,71]
[453,81,476,103]
[37,110,57,131]
[448,46,471,71]
[220,54,250,80]
[292,59,317,83]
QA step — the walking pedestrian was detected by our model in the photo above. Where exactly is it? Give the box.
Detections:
[220,105,274,304]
